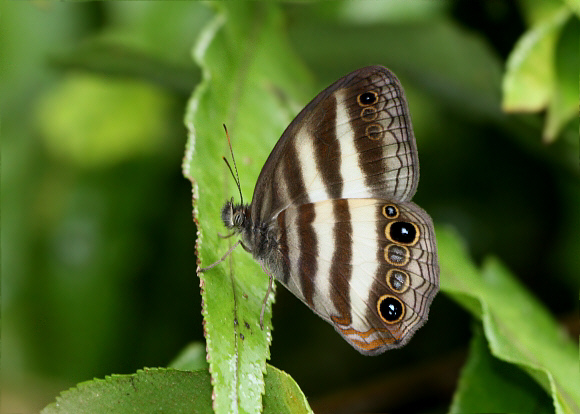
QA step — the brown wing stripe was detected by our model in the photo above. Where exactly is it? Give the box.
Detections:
[329,199,353,321]
[297,203,317,306]
[283,136,308,203]
[312,95,343,199]
[276,210,291,285]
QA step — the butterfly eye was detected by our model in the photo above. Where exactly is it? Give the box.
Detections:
[386,221,419,245]
[233,211,244,226]
[377,295,405,324]
[357,91,379,106]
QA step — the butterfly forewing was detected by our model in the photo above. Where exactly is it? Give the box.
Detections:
[251,66,419,224]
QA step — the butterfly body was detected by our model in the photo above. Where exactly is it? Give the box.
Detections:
[219,66,439,355]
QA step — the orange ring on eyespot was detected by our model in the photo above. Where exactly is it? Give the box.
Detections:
[361,106,378,122]
[386,269,410,293]
[384,244,410,266]
[385,221,420,246]
[377,294,405,324]
[382,204,399,219]
[365,123,384,140]
[357,91,379,107]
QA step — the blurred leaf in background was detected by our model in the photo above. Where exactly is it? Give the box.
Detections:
[2,2,208,412]
[502,1,579,142]
[2,1,578,413]
[36,73,173,167]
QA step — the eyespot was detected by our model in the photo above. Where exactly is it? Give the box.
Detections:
[385,221,419,246]
[365,123,384,140]
[382,204,399,219]
[357,91,379,106]
[377,295,405,324]
[360,106,378,122]
[384,244,410,266]
[386,269,410,293]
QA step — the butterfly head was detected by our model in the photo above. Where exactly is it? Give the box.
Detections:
[221,199,250,232]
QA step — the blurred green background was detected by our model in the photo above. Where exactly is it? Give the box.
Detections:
[2,1,578,413]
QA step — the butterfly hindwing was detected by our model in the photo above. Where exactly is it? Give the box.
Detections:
[274,198,438,355]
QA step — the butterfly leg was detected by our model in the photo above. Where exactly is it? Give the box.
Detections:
[218,231,236,239]
[259,263,274,330]
[198,240,242,272]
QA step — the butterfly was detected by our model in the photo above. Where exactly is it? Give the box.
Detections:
[204,66,439,355]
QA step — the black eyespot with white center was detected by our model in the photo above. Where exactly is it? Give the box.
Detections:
[377,295,405,324]
[357,91,378,106]
[382,204,399,219]
[387,221,419,245]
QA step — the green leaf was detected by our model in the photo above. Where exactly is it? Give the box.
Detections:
[263,365,312,414]
[438,226,580,414]
[41,365,311,414]
[502,2,579,143]
[543,16,579,142]
[36,73,174,168]
[450,325,552,414]
[518,0,566,26]
[183,3,313,413]
[480,259,580,414]
[41,368,214,414]
[169,342,209,372]
[502,7,570,113]
[563,0,580,18]
[335,0,449,24]
[49,40,200,96]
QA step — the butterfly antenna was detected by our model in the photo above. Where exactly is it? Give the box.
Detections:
[222,124,244,205]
